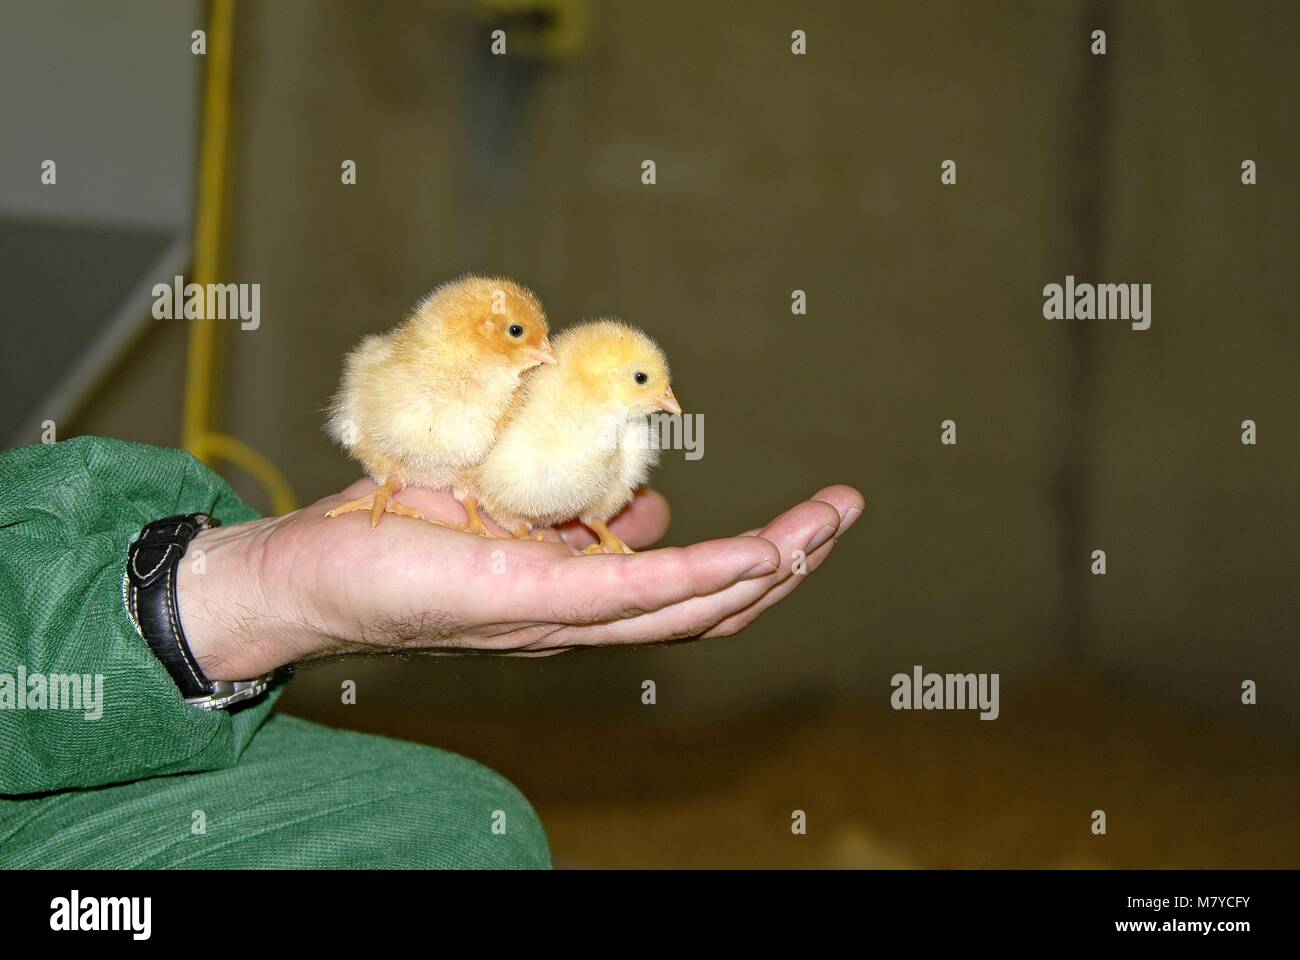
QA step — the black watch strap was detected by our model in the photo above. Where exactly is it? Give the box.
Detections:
[125,513,271,710]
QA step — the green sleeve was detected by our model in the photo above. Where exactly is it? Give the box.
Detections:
[0,436,284,795]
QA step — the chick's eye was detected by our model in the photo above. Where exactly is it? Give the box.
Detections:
[508,324,524,338]
[634,371,649,385]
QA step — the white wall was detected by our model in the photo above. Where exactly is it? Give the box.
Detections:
[0,0,201,229]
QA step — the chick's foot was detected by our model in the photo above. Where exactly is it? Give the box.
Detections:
[432,495,499,538]
[325,485,423,528]
[581,518,634,555]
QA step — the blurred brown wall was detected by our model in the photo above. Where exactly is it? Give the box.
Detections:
[69,0,1298,736]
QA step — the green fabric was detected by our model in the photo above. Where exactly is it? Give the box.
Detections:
[1,715,550,868]
[0,437,275,794]
[0,437,550,868]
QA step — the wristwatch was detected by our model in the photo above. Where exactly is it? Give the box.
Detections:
[125,513,274,710]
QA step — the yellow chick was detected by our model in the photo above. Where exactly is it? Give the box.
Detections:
[465,319,681,553]
[324,275,555,528]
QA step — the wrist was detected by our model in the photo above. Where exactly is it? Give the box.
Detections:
[176,517,319,680]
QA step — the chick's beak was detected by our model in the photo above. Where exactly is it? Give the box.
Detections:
[653,386,682,415]
[527,339,557,365]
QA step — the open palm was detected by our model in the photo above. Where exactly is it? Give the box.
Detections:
[181,479,864,678]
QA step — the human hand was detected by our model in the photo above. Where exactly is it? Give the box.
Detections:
[178,481,864,680]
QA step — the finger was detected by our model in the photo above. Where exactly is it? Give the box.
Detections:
[585,538,839,647]
[735,485,865,539]
[566,499,842,645]
[809,484,865,534]
[610,488,671,547]
[697,491,860,638]
[554,488,671,550]
[700,534,839,638]
[481,535,780,625]
[752,497,841,580]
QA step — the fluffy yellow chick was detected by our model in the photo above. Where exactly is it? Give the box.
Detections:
[324,275,554,528]
[465,319,681,554]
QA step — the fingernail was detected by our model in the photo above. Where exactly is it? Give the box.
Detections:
[806,524,835,553]
[741,558,777,580]
[840,507,862,534]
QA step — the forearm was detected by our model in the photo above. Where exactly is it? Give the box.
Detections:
[177,516,335,680]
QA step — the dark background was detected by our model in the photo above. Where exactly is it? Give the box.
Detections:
[3,0,1297,867]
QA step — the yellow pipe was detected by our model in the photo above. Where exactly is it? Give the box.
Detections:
[182,0,231,455]
[200,433,298,516]
[183,0,297,514]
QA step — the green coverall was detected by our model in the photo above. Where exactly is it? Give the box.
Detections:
[0,437,551,869]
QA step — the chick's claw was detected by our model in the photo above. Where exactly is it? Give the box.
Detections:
[582,519,634,555]
[432,517,500,538]
[325,489,423,528]
[431,495,500,538]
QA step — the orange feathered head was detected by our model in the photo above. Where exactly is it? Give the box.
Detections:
[553,319,681,416]
[402,275,554,372]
